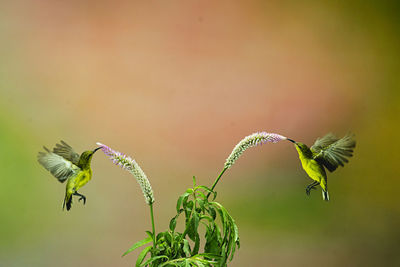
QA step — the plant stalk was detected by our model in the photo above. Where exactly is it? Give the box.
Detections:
[207,167,228,198]
[149,203,156,248]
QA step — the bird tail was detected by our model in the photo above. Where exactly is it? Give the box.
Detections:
[63,191,73,211]
[322,190,330,201]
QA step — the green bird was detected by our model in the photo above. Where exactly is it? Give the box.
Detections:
[38,141,101,211]
[287,133,356,201]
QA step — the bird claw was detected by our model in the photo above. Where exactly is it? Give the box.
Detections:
[73,192,87,205]
[78,196,86,205]
[305,185,317,196]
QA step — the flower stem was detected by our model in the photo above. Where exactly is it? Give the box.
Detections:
[207,167,228,198]
[149,203,156,248]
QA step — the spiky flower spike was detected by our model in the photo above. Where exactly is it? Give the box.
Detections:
[224,132,287,169]
[96,142,155,205]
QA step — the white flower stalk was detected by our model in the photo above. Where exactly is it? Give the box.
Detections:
[96,142,155,205]
[224,132,287,169]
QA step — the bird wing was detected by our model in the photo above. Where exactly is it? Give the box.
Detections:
[311,133,356,172]
[311,133,341,151]
[52,140,80,165]
[38,147,80,183]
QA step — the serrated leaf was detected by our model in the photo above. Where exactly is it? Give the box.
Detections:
[192,233,200,255]
[211,191,217,201]
[159,261,179,267]
[199,214,213,223]
[164,231,172,244]
[184,199,193,210]
[195,190,206,201]
[183,239,191,257]
[122,236,152,257]
[220,243,228,265]
[226,233,234,261]
[140,255,169,267]
[204,226,221,255]
[184,200,194,220]
[195,253,222,259]
[187,218,195,241]
[169,216,177,232]
[195,185,212,193]
[187,212,199,241]
[145,231,154,240]
[135,246,151,267]
[233,221,240,244]
[186,188,194,194]
[193,212,199,231]
[208,206,216,220]
[197,199,205,212]
[230,240,237,261]
[177,192,190,213]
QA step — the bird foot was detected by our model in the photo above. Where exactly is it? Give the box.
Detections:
[305,185,317,196]
[78,195,86,205]
[73,192,87,205]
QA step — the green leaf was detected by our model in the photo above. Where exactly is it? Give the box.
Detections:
[211,191,217,201]
[204,226,221,255]
[135,246,151,267]
[122,236,152,257]
[192,233,200,255]
[183,239,191,257]
[186,188,194,194]
[169,216,177,232]
[194,185,212,193]
[187,212,199,241]
[197,199,205,212]
[164,231,172,245]
[209,201,240,263]
[208,206,216,220]
[157,184,240,265]
[159,261,179,267]
[177,192,190,213]
[184,200,194,219]
[183,199,193,210]
[195,190,206,201]
[145,230,154,240]
[140,255,169,267]
[233,221,240,244]
[195,253,222,259]
[193,212,199,233]
[156,231,166,244]
[199,215,213,223]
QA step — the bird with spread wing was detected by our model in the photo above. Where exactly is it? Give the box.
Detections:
[38,141,101,210]
[287,133,356,201]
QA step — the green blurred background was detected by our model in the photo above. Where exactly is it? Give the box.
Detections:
[1,1,399,266]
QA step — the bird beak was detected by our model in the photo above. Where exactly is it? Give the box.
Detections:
[93,147,102,153]
[287,138,296,144]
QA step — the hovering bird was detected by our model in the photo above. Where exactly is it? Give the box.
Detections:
[287,133,356,201]
[38,141,101,210]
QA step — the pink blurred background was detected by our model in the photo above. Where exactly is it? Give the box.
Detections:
[1,1,399,266]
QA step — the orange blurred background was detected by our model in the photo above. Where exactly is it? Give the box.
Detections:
[1,1,399,266]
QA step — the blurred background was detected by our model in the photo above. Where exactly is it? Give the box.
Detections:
[1,1,399,266]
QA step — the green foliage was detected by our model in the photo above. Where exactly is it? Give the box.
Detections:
[123,176,240,267]
[122,236,153,257]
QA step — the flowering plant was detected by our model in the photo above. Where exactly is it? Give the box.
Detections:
[97,132,286,266]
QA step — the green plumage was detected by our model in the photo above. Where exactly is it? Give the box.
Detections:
[38,141,101,211]
[288,133,356,201]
